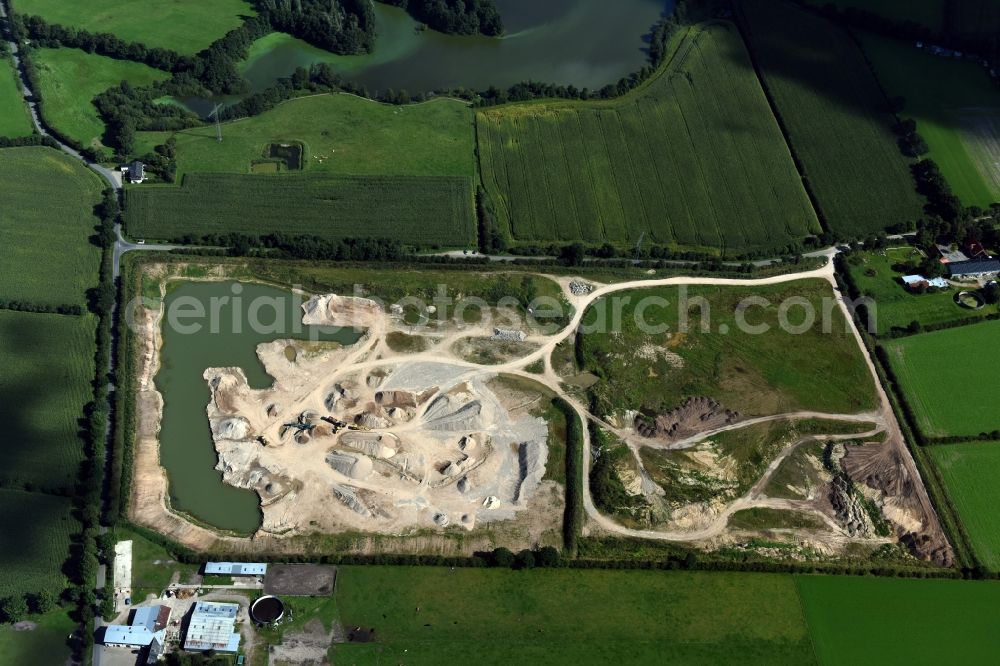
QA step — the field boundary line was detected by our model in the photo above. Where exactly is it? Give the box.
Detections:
[594,110,633,242]
[732,2,830,234]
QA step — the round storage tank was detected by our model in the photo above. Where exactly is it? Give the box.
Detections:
[250,595,285,624]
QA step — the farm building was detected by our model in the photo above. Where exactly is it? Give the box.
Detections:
[103,605,170,648]
[935,244,969,264]
[182,601,241,653]
[205,562,267,576]
[902,275,949,290]
[120,160,146,184]
[948,260,1000,279]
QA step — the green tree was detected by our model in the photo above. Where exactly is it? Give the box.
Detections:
[28,590,56,615]
[1,595,28,623]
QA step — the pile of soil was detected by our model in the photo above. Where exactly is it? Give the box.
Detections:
[636,397,741,442]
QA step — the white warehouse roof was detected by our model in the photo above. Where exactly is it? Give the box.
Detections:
[205,562,267,576]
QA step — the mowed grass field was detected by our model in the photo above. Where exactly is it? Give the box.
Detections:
[929,442,1000,570]
[477,22,818,252]
[125,173,474,246]
[0,147,104,307]
[0,55,32,137]
[12,0,254,54]
[0,607,75,664]
[0,489,75,598]
[333,567,816,664]
[796,575,1000,664]
[739,0,925,238]
[845,248,996,335]
[861,34,1000,208]
[136,94,475,180]
[579,279,879,419]
[32,48,168,154]
[884,320,1000,437]
[0,311,96,492]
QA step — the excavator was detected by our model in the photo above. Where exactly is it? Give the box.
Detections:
[321,416,371,433]
[280,422,316,438]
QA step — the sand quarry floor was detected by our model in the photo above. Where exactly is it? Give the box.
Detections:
[129,256,952,564]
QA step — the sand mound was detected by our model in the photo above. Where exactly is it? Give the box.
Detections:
[326,451,374,480]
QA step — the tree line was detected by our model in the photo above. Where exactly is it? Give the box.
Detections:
[254,0,376,53]
[381,0,503,36]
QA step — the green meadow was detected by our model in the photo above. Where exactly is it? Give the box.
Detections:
[32,48,168,154]
[884,320,1000,437]
[333,567,815,665]
[136,93,475,180]
[0,55,32,137]
[796,575,1000,664]
[929,442,1000,570]
[12,0,254,54]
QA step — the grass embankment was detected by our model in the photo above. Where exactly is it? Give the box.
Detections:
[332,567,816,664]
[579,280,879,419]
[929,442,1000,570]
[844,248,996,335]
[0,147,104,307]
[31,48,168,154]
[477,22,818,253]
[0,55,32,137]
[11,0,254,55]
[125,173,474,246]
[0,311,96,492]
[136,94,475,180]
[883,320,1000,438]
[739,0,925,238]
[861,33,1000,208]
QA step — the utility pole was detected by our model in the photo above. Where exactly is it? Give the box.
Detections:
[208,103,223,142]
[633,231,646,263]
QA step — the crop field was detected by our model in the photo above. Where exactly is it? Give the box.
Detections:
[11,0,254,55]
[861,34,1000,207]
[333,567,815,664]
[136,94,475,181]
[0,147,104,306]
[579,280,878,420]
[948,0,1000,39]
[0,310,96,491]
[803,0,944,30]
[0,489,75,598]
[739,0,925,238]
[125,173,474,246]
[0,55,32,138]
[32,48,168,154]
[476,22,818,252]
[884,320,1000,438]
[929,442,1000,570]
[796,575,1000,664]
[844,248,996,335]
